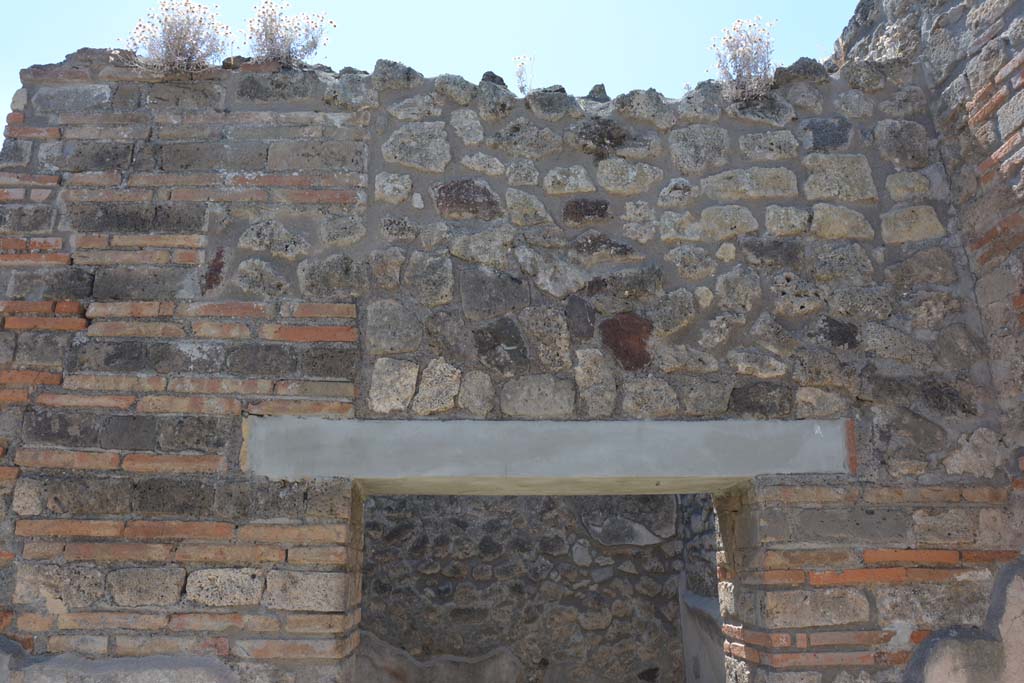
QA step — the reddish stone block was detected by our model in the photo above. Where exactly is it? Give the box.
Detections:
[598,312,653,370]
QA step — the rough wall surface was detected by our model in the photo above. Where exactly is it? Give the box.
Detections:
[362,494,686,682]
[0,0,1019,680]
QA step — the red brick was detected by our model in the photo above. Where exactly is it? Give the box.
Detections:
[962,550,1021,564]
[21,541,64,560]
[167,377,273,395]
[0,301,53,314]
[0,172,59,187]
[191,321,251,339]
[17,613,56,632]
[4,317,86,331]
[125,521,233,541]
[863,549,959,566]
[114,635,228,657]
[806,631,895,648]
[906,568,980,582]
[911,629,932,644]
[980,130,1022,174]
[962,487,1009,503]
[127,172,221,187]
[286,303,357,318]
[85,301,176,318]
[9,635,34,652]
[0,189,26,202]
[87,321,185,338]
[63,374,166,392]
[0,237,28,250]
[48,301,79,317]
[723,640,761,664]
[284,612,359,634]
[287,546,349,566]
[62,188,152,202]
[765,651,875,668]
[47,635,108,656]
[5,125,60,140]
[721,624,790,648]
[271,189,363,205]
[16,519,124,538]
[62,125,152,141]
[979,227,1024,266]
[230,172,362,188]
[0,254,69,266]
[110,234,205,248]
[5,112,24,124]
[137,395,241,415]
[861,487,961,503]
[35,393,136,410]
[29,237,63,250]
[56,301,84,316]
[969,85,1009,127]
[63,542,173,562]
[0,389,29,404]
[273,380,356,399]
[247,399,353,418]
[177,301,273,318]
[169,188,269,202]
[809,567,907,586]
[259,324,358,343]
[168,613,279,633]
[174,544,285,564]
[971,212,1022,251]
[0,466,19,480]
[231,634,359,660]
[74,250,171,266]
[0,370,62,386]
[16,448,120,470]
[237,524,347,545]
[122,454,226,474]
[64,171,122,186]
[996,50,1024,83]
[172,249,202,265]
[58,613,168,631]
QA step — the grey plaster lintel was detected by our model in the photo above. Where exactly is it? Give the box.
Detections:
[245,417,852,495]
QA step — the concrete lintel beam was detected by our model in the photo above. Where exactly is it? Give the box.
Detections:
[245,418,852,495]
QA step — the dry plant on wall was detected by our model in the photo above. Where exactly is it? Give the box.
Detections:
[514,54,535,95]
[710,17,776,101]
[244,0,335,66]
[126,0,233,73]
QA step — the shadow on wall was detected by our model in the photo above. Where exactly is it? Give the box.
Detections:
[906,560,1024,683]
[358,494,700,682]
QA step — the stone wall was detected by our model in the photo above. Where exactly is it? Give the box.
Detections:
[0,0,1020,678]
[362,494,686,682]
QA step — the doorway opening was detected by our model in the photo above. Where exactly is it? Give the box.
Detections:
[357,492,723,683]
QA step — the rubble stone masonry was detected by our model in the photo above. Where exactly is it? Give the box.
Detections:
[0,0,1022,680]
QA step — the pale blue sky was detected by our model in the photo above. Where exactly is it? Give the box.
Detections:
[2,0,855,108]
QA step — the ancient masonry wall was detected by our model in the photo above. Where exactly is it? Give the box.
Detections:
[0,0,1019,679]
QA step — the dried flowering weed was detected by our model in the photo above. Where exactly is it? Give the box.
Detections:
[126,0,233,73]
[513,54,534,96]
[710,17,776,101]
[244,0,335,66]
